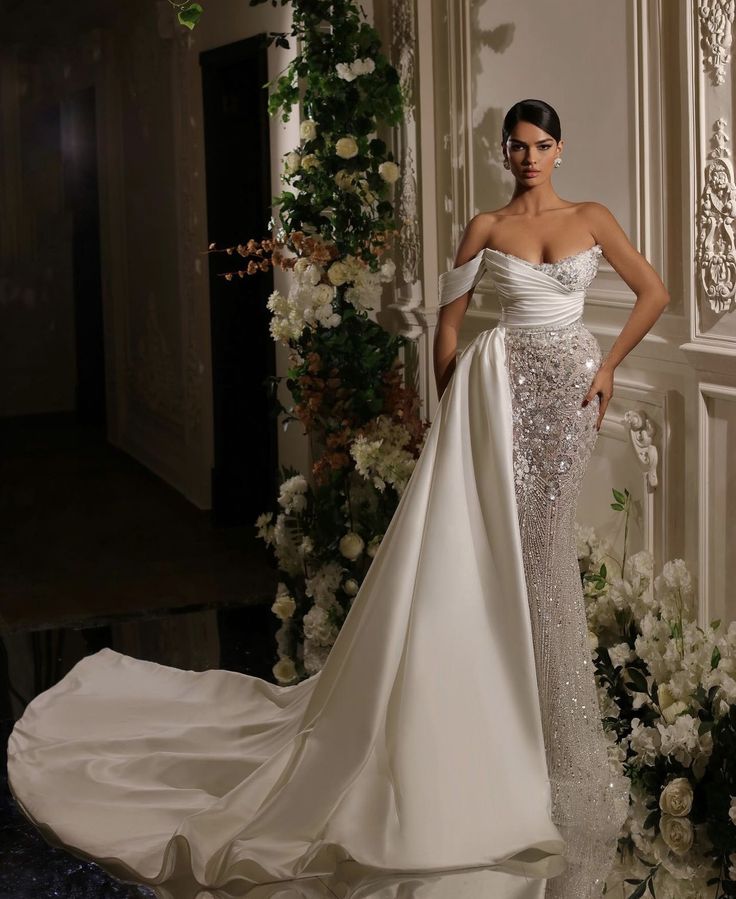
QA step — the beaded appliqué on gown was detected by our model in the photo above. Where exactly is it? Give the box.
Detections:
[503,245,630,898]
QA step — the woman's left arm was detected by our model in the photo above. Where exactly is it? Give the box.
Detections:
[581,201,671,430]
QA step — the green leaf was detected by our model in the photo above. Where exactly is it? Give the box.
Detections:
[710,618,721,630]
[711,646,721,670]
[612,487,627,503]
[625,668,649,693]
[177,2,203,29]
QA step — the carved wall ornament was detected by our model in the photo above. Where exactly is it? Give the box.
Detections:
[390,0,420,287]
[623,409,659,490]
[698,0,736,85]
[695,117,736,313]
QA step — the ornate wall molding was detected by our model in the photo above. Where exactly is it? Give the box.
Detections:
[697,0,735,86]
[389,0,421,293]
[695,117,736,314]
[624,409,659,490]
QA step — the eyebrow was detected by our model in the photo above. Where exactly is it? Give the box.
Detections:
[508,139,553,146]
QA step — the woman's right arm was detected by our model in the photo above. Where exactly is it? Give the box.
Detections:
[433,215,491,400]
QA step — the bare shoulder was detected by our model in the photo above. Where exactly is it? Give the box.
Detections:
[577,201,669,297]
[452,211,499,265]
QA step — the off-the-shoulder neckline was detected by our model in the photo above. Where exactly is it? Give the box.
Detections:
[482,243,603,268]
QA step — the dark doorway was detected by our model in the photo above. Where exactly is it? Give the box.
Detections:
[61,86,106,427]
[200,36,278,527]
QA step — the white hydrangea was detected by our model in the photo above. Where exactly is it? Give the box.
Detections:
[266,260,341,345]
[305,561,344,609]
[271,512,303,577]
[277,474,309,513]
[350,415,417,496]
[302,604,340,646]
[303,638,332,676]
[656,714,712,770]
[628,717,661,766]
[654,559,695,622]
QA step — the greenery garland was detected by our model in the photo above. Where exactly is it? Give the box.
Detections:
[185,0,428,683]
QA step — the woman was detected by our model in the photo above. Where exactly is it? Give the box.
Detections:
[435,98,670,896]
[7,99,668,899]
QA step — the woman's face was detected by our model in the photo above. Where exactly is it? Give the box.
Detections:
[503,122,562,185]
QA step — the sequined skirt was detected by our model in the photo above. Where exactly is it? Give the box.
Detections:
[503,317,630,897]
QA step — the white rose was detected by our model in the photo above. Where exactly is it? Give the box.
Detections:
[658,683,675,709]
[334,169,355,190]
[272,656,298,684]
[366,535,383,558]
[328,261,350,286]
[343,578,359,596]
[378,160,400,183]
[283,151,301,174]
[352,57,375,75]
[659,813,694,855]
[339,531,365,560]
[300,153,320,170]
[659,778,694,818]
[335,136,359,159]
[335,62,357,81]
[300,119,317,140]
[729,797,736,826]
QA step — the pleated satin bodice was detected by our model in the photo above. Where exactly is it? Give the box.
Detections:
[438,244,603,329]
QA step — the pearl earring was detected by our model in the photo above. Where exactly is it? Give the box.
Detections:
[554,157,562,168]
[503,159,510,169]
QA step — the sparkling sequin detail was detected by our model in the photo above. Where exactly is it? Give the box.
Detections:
[491,243,604,292]
[502,251,630,898]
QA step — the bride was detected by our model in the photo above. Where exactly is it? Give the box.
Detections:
[7,99,669,899]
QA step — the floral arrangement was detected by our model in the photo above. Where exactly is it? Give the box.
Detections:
[579,488,736,898]
[184,0,428,683]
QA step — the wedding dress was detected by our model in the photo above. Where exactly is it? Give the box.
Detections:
[6,243,630,899]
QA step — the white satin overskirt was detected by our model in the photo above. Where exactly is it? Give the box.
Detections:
[7,324,565,894]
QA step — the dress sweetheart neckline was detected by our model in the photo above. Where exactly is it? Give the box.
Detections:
[482,243,602,268]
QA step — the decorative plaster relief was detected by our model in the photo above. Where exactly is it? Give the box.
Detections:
[695,118,736,313]
[624,408,659,490]
[697,0,735,86]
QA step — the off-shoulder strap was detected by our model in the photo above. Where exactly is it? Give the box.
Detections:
[437,250,487,307]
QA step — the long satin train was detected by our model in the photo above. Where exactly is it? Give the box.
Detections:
[7,317,565,893]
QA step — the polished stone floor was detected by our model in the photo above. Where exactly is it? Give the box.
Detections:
[1,412,281,897]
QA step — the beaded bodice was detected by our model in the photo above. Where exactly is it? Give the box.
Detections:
[488,243,603,292]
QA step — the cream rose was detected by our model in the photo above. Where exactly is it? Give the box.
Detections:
[366,535,383,558]
[659,813,694,855]
[335,136,359,159]
[300,118,317,140]
[658,683,675,709]
[271,593,296,621]
[272,656,298,684]
[378,160,400,183]
[328,261,350,286]
[283,151,301,174]
[343,578,359,596]
[300,153,320,170]
[339,531,365,560]
[659,778,694,818]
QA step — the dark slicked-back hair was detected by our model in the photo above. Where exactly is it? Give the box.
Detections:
[502,99,562,144]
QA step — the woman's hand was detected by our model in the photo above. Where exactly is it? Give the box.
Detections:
[582,363,614,431]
